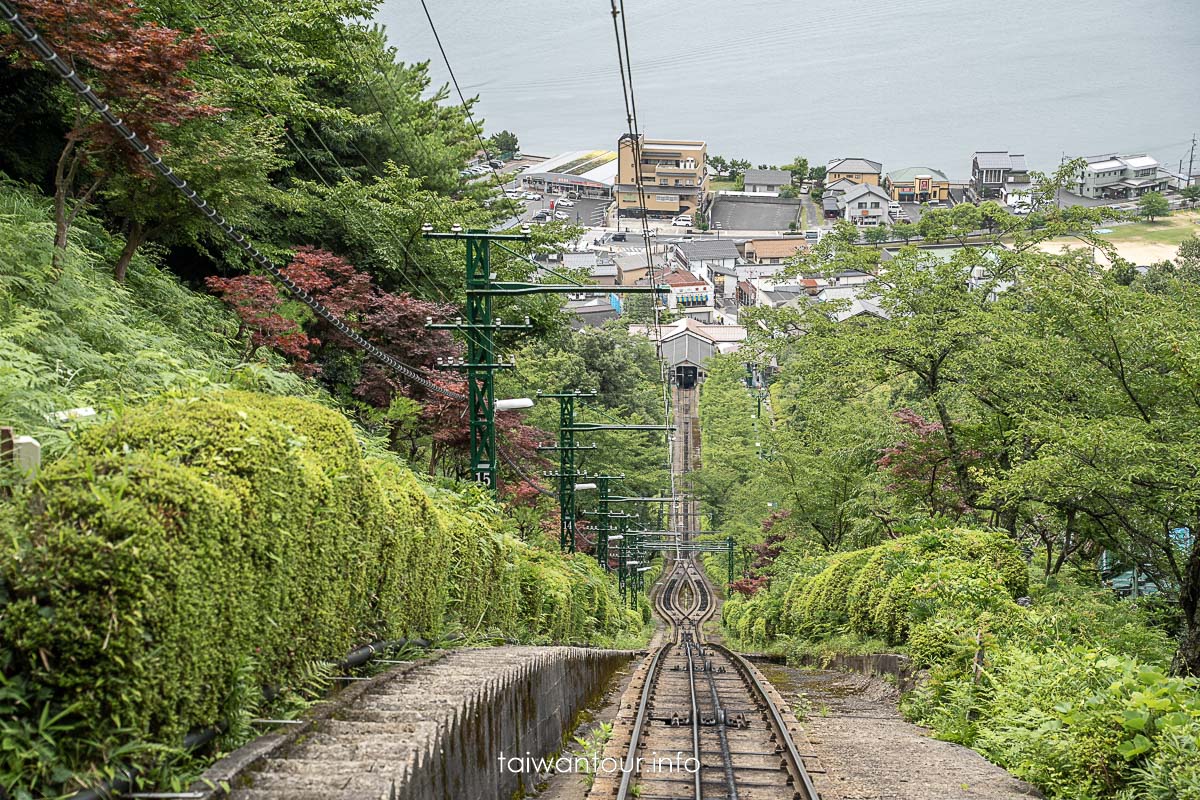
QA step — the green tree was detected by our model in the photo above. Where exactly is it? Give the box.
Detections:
[783,155,809,184]
[728,158,752,180]
[890,221,917,243]
[490,130,519,157]
[808,165,827,184]
[1181,185,1200,208]
[1138,191,1171,221]
[862,225,891,245]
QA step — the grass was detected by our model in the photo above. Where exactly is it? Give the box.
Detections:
[1098,210,1200,244]
[709,179,737,193]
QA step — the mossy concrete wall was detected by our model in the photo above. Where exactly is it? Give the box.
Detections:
[196,646,635,800]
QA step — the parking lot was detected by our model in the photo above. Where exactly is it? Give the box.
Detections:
[510,192,610,227]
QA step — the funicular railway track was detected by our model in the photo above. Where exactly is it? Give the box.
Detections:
[612,558,821,800]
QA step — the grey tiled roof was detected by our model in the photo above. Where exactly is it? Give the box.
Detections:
[674,239,741,261]
[827,157,883,174]
[744,168,791,185]
[973,151,1027,171]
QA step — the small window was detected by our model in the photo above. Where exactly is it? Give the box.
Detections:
[857,202,867,209]
[870,202,880,208]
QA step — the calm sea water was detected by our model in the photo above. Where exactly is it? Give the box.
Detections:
[377,0,1200,178]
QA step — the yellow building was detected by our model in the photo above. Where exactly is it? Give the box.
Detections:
[884,166,951,203]
[825,157,883,186]
[616,134,708,218]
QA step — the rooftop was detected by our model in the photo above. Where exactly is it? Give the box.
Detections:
[525,149,618,185]
[827,157,883,174]
[674,239,742,262]
[659,266,707,287]
[746,237,808,260]
[839,182,891,204]
[973,151,1028,171]
[1083,153,1160,172]
[744,168,791,185]
[886,166,950,183]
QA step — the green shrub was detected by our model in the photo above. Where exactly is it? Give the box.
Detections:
[0,392,642,797]
[776,529,1026,645]
[908,647,1200,800]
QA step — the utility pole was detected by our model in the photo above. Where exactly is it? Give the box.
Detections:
[1189,133,1197,188]
[425,225,668,492]
[553,418,674,553]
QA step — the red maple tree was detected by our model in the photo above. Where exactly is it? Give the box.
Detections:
[1,0,218,267]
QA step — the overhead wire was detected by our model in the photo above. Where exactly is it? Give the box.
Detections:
[607,0,678,533]
[415,0,518,222]
[211,0,458,305]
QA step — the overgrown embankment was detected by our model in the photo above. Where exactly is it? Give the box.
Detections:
[0,181,648,797]
[0,392,645,797]
[723,531,1200,799]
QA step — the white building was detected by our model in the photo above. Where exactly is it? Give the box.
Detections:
[1075,153,1167,200]
[838,183,891,226]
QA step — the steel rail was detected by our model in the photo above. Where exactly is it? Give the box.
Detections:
[712,641,823,800]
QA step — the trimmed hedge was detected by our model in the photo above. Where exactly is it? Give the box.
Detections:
[725,528,1027,651]
[0,391,641,796]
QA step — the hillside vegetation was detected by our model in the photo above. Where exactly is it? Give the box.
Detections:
[699,217,1200,798]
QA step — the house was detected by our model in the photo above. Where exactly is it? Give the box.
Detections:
[831,297,889,322]
[640,265,715,322]
[671,239,741,295]
[627,317,747,387]
[1074,153,1168,199]
[825,157,883,186]
[614,252,653,286]
[615,134,708,218]
[971,151,1028,199]
[884,166,951,203]
[838,183,891,226]
[742,237,808,265]
[566,296,620,328]
[743,168,791,194]
[821,176,861,219]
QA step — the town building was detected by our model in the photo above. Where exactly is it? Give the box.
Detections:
[838,183,891,226]
[520,150,617,198]
[1074,153,1168,199]
[825,157,883,186]
[970,151,1028,199]
[742,237,808,265]
[743,168,791,194]
[883,166,951,203]
[671,239,741,299]
[615,134,708,218]
[628,317,747,388]
[636,265,715,322]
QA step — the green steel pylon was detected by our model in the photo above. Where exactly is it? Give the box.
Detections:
[425,226,670,492]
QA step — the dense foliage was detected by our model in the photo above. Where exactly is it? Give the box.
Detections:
[701,181,1200,797]
[0,1,672,795]
[0,393,646,797]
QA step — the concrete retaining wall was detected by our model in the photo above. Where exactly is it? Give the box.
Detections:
[194,646,635,800]
[405,647,632,800]
[794,652,916,692]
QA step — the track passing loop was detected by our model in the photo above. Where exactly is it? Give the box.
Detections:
[621,558,820,800]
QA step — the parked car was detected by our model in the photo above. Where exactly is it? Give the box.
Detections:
[672,215,692,227]
[488,159,503,168]
[554,211,570,220]
[523,192,542,201]
[556,198,576,207]
[531,210,551,221]
[611,232,627,242]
